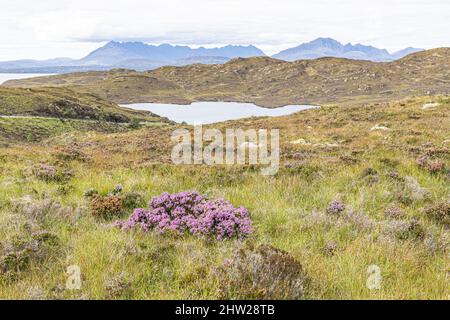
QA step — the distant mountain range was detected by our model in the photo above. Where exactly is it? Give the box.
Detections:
[272,38,423,62]
[79,41,264,67]
[0,38,424,73]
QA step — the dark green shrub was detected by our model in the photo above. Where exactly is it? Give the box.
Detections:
[398,220,426,241]
[122,192,145,210]
[84,188,99,198]
[216,244,310,299]
[31,163,73,183]
[424,202,450,226]
[0,230,59,279]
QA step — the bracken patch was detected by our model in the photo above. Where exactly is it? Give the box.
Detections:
[90,195,124,219]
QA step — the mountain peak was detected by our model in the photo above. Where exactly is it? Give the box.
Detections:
[105,40,120,47]
[78,41,266,68]
[312,37,341,44]
[272,38,416,62]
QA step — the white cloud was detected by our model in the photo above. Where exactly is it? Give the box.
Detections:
[0,0,449,60]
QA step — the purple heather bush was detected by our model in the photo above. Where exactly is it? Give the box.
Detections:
[326,199,346,215]
[115,191,253,240]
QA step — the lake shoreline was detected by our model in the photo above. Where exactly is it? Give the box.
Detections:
[121,101,319,125]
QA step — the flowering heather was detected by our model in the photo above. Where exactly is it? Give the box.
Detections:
[116,191,253,240]
[31,163,57,181]
[427,160,446,174]
[416,155,446,174]
[326,200,346,215]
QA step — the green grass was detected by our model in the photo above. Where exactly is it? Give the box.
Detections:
[0,96,448,299]
[0,117,170,145]
[0,158,448,299]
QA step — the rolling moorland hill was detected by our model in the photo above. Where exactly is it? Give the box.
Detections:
[0,87,169,144]
[4,48,450,107]
[0,87,161,122]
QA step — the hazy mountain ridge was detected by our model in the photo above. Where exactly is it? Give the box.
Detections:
[272,38,423,61]
[5,48,449,107]
[0,38,425,73]
[0,41,265,73]
[82,41,265,64]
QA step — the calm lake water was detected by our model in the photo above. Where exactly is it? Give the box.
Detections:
[0,73,54,85]
[122,102,318,124]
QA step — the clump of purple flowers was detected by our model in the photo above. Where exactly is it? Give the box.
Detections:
[326,199,346,215]
[115,191,253,240]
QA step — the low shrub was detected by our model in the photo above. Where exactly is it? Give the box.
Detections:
[424,201,450,226]
[12,197,77,224]
[384,204,405,219]
[427,160,446,174]
[104,272,131,299]
[396,176,430,205]
[360,167,380,185]
[397,220,426,241]
[339,154,359,164]
[326,199,346,215]
[416,156,447,174]
[116,191,252,240]
[340,209,375,231]
[55,146,88,162]
[83,188,99,198]
[388,170,404,181]
[379,158,400,167]
[215,244,310,299]
[360,167,378,178]
[0,230,59,279]
[322,240,338,256]
[90,195,124,219]
[31,163,57,181]
[122,192,145,210]
[111,184,124,195]
[27,286,47,300]
[381,219,426,241]
[31,163,73,183]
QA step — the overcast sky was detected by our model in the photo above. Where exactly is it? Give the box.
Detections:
[1,0,449,60]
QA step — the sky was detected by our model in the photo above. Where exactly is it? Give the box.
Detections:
[0,0,449,60]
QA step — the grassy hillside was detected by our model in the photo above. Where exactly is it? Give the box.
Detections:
[0,96,448,299]
[4,48,450,107]
[0,87,165,123]
[0,117,139,146]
